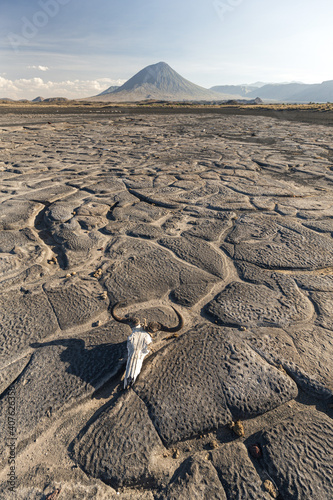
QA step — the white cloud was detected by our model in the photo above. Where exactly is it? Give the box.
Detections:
[0,77,125,100]
[27,65,49,71]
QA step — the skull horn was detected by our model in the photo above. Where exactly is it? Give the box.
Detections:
[159,306,184,333]
[111,302,139,326]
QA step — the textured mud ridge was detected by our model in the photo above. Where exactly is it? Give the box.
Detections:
[0,112,332,499]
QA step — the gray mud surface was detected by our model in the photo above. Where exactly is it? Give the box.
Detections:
[0,111,332,499]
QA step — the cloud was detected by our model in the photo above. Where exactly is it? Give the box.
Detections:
[27,65,49,71]
[0,76,125,100]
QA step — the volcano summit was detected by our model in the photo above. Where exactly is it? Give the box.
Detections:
[91,62,230,102]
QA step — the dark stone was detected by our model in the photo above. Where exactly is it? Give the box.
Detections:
[199,186,252,211]
[243,326,333,398]
[303,219,333,234]
[0,265,44,291]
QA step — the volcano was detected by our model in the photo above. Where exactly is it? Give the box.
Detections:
[90,62,230,102]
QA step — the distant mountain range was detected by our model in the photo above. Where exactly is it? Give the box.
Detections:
[211,81,333,103]
[210,85,258,97]
[91,63,333,103]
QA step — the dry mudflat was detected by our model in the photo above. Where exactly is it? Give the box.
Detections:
[0,109,332,499]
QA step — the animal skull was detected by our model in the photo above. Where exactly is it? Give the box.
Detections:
[111,302,183,388]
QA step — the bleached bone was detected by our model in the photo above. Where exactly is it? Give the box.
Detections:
[124,325,152,389]
[111,302,183,388]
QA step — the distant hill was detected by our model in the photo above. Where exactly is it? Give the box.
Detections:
[42,97,69,103]
[243,81,333,102]
[89,62,233,102]
[289,80,333,103]
[32,96,44,102]
[210,85,257,97]
[246,83,310,101]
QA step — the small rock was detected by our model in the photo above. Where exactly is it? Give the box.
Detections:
[229,420,245,437]
[172,448,180,459]
[93,268,103,279]
[263,479,278,498]
[45,489,61,500]
[248,443,262,458]
[93,320,102,327]
[165,333,179,340]
[209,440,219,449]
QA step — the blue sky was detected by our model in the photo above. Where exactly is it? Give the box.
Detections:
[1,0,333,99]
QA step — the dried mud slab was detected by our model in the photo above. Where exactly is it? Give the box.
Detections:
[0,321,129,462]
[229,215,333,270]
[0,200,42,230]
[104,238,218,306]
[134,324,297,445]
[181,217,233,241]
[74,391,164,489]
[0,288,58,368]
[259,409,333,499]
[206,277,312,328]
[243,326,333,398]
[158,234,227,278]
[43,279,108,330]
[211,442,271,500]
[158,454,227,500]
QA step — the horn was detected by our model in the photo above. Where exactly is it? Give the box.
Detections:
[159,306,184,333]
[111,302,134,325]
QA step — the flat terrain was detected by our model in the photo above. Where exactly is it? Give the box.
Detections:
[1,101,333,126]
[0,109,332,499]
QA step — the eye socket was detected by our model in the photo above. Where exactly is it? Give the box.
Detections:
[147,321,160,333]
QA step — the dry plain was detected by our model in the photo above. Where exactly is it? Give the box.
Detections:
[0,107,332,499]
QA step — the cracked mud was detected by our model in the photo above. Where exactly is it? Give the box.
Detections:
[0,111,332,499]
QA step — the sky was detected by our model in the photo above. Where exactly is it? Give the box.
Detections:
[1,0,333,99]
